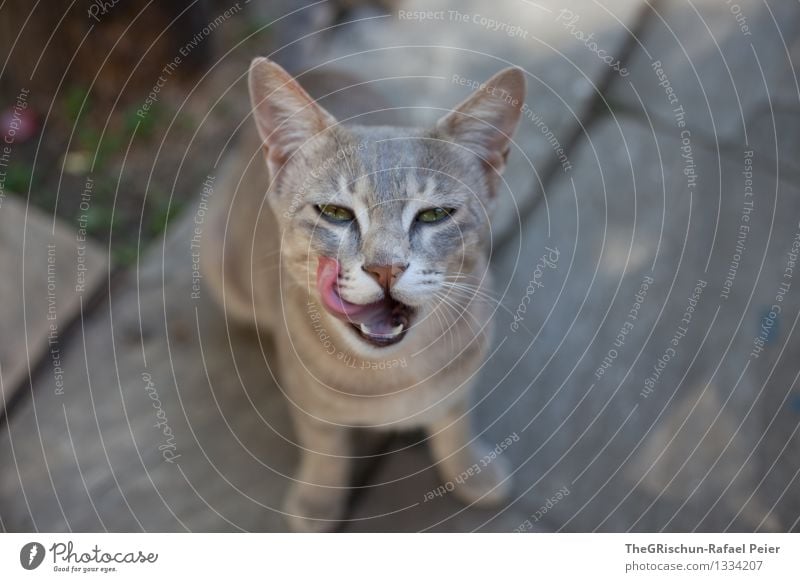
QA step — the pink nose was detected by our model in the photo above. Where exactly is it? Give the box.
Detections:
[362,263,407,288]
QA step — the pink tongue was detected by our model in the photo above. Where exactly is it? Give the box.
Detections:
[316,257,396,332]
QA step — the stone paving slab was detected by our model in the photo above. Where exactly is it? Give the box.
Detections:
[285,0,645,239]
[347,114,800,531]
[0,193,107,416]
[607,0,800,177]
[0,205,299,531]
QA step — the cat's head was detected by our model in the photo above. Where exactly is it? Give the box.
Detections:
[248,58,524,352]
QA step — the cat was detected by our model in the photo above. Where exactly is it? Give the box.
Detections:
[202,58,525,531]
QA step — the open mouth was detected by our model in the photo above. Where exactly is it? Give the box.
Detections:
[317,257,414,347]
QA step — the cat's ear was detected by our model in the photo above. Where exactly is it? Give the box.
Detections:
[435,67,526,176]
[248,58,337,176]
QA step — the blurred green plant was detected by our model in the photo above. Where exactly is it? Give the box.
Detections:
[112,242,139,266]
[4,162,35,193]
[148,193,183,237]
[123,102,161,139]
[63,86,90,125]
[83,203,119,237]
[239,18,272,44]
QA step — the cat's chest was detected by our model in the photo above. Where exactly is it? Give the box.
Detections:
[293,363,470,427]
[278,320,487,427]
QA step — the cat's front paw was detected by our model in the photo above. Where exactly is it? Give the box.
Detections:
[434,440,513,508]
[283,483,347,532]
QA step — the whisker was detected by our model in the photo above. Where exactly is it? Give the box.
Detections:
[440,282,526,322]
[433,290,485,342]
[441,279,503,297]
[439,282,505,308]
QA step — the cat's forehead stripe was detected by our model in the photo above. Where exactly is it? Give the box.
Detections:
[352,196,370,235]
[423,175,437,198]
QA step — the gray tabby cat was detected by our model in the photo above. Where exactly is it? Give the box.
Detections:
[202,58,525,531]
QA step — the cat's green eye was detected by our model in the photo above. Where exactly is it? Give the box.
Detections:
[416,207,454,224]
[316,204,355,223]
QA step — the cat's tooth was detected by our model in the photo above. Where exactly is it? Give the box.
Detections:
[359,322,405,339]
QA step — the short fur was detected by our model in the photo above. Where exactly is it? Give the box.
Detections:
[202,59,525,531]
